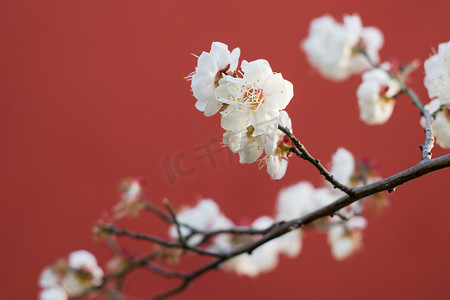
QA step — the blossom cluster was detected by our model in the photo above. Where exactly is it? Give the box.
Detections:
[39,250,104,300]
[188,42,295,179]
[169,148,375,276]
[302,14,450,148]
[302,14,383,81]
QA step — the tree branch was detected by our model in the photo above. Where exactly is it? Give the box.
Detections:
[278,125,355,197]
[153,154,450,299]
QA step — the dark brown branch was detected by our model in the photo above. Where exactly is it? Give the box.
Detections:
[143,201,173,224]
[278,125,355,197]
[101,225,225,258]
[153,154,450,299]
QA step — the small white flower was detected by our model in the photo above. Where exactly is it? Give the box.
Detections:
[422,99,450,148]
[302,14,383,81]
[347,216,368,231]
[223,127,264,164]
[114,178,145,219]
[39,286,68,300]
[39,267,60,288]
[357,66,400,125]
[432,107,450,148]
[225,216,280,277]
[169,199,233,246]
[266,155,288,180]
[215,59,293,134]
[63,250,104,295]
[424,41,450,104]
[68,250,100,271]
[327,224,362,260]
[261,111,293,180]
[330,147,355,186]
[276,181,316,221]
[190,42,241,116]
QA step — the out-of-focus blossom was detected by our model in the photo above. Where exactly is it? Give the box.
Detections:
[327,217,365,260]
[39,267,61,288]
[424,41,450,104]
[169,199,234,246]
[330,147,355,186]
[63,250,104,295]
[39,286,68,300]
[38,250,103,298]
[347,216,368,231]
[277,181,316,221]
[114,178,145,219]
[224,216,281,277]
[357,65,400,124]
[422,99,450,148]
[275,182,316,257]
[302,14,383,81]
[189,42,241,116]
[216,59,293,134]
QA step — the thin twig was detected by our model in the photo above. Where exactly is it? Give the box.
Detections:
[143,201,173,224]
[278,125,355,197]
[163,199,188,247]
[102,225,226,258]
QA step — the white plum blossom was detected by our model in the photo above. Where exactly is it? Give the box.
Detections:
[277,181,316,221]
[190,42,241,116]
[422,99,450,148]
[261,111,293,180]
[424,41,450,104]
[275,181,316,257]
[169,199,234,246]
[357,65,400,125]
[431,107,450,148]
[215,59,294,135]
[266,155,288,180]
[225,216,281,277]
[114,178,145,219]
[38,250,103,299]
[62,250,104,295]
[302,14,383,81]
[39,286,68,300]
[223,127,264,164]
[327,217,366,260]
[347,216,368,231]
[39,267,60,288]
[330,147,355,186]
[68,250,103,277]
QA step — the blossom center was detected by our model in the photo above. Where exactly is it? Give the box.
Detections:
[241,88,264,112]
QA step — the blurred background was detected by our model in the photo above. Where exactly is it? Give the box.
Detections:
[1,0,449,299]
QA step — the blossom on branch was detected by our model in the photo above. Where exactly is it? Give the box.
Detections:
[39,286,68,300]
[424,40,450,105]
[422,99,450,148]
[327,217,366,260]
[189,42,241,116]
[113,178,145,219]
[223,127,264,164]
[216,59,293,134]
[38,250,103,300]
[356,64,400,125]
[261,111,294,180]
[224,216,281,277]
[168,199,234,247]
[302,14,383,81]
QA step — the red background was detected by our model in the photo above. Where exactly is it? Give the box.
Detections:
[1,0,450,299]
